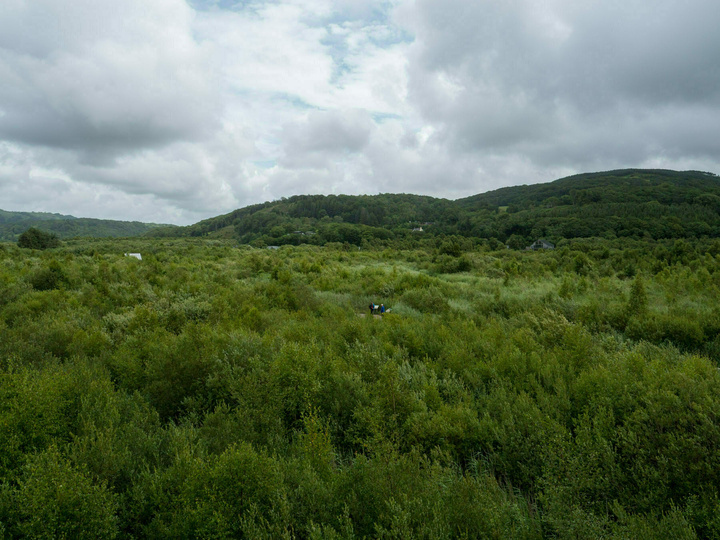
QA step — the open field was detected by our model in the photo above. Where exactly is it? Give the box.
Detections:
[1,237,719,537]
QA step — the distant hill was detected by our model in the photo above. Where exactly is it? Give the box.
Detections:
[12,169,719,246]
[457,169,720,208]
[0,209,172,242]
[455,169,720,245]
[152,169,720,247]
[147,193,461,244]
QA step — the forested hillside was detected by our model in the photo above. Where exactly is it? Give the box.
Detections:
[0,209,170,241]
[1,236,720,537]
[457,169,720,208]
[152,169,720,247]
[148,193,460,245]
[457,169,720,245]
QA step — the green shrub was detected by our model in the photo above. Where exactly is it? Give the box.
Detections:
[17,228,61,250]
[400,286,449,314]
[626,313,705,350]
[434,254,472,274]
[28,261,68,291]
[5,447,118,539]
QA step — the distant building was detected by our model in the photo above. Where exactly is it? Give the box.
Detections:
[267,246,280,250]
[124,253,142,260]
[527,239,555,250]
[412,227,424,232]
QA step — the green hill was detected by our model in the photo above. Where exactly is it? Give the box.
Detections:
[155,169,720,246]
[457,169,720,208]
[0,210,173,242]
[148,193,461,245]
[9,169,718,245]
[457,169,720,244]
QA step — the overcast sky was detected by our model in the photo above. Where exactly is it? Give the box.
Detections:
[1,0,719,225]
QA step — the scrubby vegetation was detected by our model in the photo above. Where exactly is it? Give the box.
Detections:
[1,234,719,538]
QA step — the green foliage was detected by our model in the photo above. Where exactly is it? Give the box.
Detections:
[438,240,462,257]
[17,227,61,249]
[627,274,648,316]
[2,446,118,538]
[0,235,719,535]
[28,260,69,290]
[400,285,450,314]
[434,254,472,274]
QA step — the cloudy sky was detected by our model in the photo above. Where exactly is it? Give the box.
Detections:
[1,0,719,225]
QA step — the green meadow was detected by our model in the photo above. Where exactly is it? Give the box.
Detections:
[1,236,719,538]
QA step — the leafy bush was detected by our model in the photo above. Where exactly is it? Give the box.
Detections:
[17,227,61,250]
[434,254,472,273]
[400,286,449,314]
[626,313,705,350]
[5,447,118,539]
[28,261,68,291]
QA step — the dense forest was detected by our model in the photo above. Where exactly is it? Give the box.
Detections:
[0,209,169,241]
[2,233,720,537]
[149,169,720,248]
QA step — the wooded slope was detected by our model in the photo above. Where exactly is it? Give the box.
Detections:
[0,209,171,241]
[153,169,720,246]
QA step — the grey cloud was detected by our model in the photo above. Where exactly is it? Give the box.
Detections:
[560,2,720,107]
[404,0,720,170]
[280,108,374,167]
[410,0,720,107]
[0,0,218,158]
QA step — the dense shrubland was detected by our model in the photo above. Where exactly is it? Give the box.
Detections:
[1,236,720,537]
